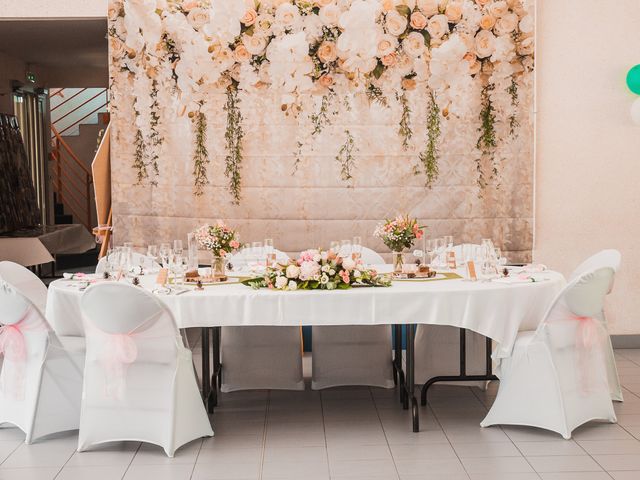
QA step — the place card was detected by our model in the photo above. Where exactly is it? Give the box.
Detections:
[156,268,168,285]
[467,261,478,281]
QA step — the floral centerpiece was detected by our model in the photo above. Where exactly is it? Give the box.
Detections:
[374,215,425,272]
[194,221,240,279]
[242,248,391,291]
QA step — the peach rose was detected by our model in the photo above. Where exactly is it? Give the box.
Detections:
[109,37,126,58]
[377,34,397,56]
[241,9,257,26]
[107,1,122,21]
[381,0,395,11]
[401,77,417,90]
[318,74,334,88]
[475,29,496,58]
[316,0,333,6]
[317,41,338,63]
[187,7,210,30]
[494,12,518,36]
[517,36,534,56]
[426,14,449,39]
[381,52,397,67]
[464,52,481,75]
[410,11,428,30]
[488,1,509,18]
[475,0,490,7]
[479,14,496,30]
[417,0,438,16]
[385,11,408,36]
[319,5,340,25]
[445,1,463,22]
[243,34,267,55]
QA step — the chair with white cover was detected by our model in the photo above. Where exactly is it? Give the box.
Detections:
[0,280,83,443]
[414,245,487,389]
[220,248,304,392]
[568,249,622,401]
[481,267,617,439]
[311,247,394,389]
[78,283,212,456]
[0,261,48,315]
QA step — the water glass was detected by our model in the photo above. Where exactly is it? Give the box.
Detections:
[159,243,172,268]
[329,241,340,254]
[264,238,275,267]
[341,239,351,258]
[173,240,184,256]
[352,236,362,261]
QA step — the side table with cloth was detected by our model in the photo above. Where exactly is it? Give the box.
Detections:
[46,267,565,431]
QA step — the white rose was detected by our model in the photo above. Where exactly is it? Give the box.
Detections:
[519,14,534,34]
[319,4,340,25]
[494,12,518,36]
[275,3,301,30]
[329,269,336,276]
[321,264,330,273]
[286,264,300,279]
[445,1,463,22]
[313,253,322,262]
[427,14,449,39]
[109,36,126,59]
[417,0,438,16]
[385,11,408,36]
[377,33,398,56]
[255,13,274,35]
[275,276,288,289]
[187,7,210,30]
[288,280,298,290]
[353,270,362,278]
[517,36,534,56]
[320,274,329,285]
[342,257,356,271]
[488,0,508,18]
[243,34,268,55]
[402,31,425,58]
[107,1,121,21]
[299,261,321,281]
[475,29,496,58]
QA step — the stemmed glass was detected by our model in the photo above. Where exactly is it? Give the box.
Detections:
[352,236,362,261]
[173,240,184,256]
[264,238,275,267]
[341,239,351,258]
[250,242,263,271]
[329,241,340,254]
[170,253,186,285]
[159,243,172,269]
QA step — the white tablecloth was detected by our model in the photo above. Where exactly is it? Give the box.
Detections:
[46,268,565,360]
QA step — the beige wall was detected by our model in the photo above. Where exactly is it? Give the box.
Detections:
[0,0,106,19]
[535,0,640,334]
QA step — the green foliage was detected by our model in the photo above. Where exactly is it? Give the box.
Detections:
[224,86,244,204]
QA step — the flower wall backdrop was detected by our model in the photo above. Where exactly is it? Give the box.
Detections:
[108,0,534,261]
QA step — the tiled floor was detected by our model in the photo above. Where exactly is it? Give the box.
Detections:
[3,350,640,480]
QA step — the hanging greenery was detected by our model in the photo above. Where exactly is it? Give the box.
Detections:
[310,92,335,137]
[336,129,357,182]
[508,76,520,137]
[132,128,150,185]
[148,80,162,180]
[477,84,497,190]
[397,91,413,151]
[224,85,244,204]
[191,103,208,196]
[417,91,440,187]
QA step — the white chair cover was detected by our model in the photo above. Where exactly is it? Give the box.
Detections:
[481,267,617,439]
[0,280,83,443]
[95,252,160,274]
[0,261,48,315]
[78,283,212,456]
[312,247,394,390]
[414,245,487,388]
[221,248,304,392]
[568,249,623,401]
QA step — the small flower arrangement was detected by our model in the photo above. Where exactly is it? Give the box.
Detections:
[242,248,391,291]
[194,221,240,257]
[374,215,425,252]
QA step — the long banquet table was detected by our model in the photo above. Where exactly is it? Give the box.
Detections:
[46,267,565,431]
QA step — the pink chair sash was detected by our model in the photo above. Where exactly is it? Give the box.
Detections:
[573,314,607,394]
[92,328,139,400]
[0,310,30,400]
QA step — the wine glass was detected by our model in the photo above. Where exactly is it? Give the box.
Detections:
[340,239,351,258]
[173,240,184,256]
[264,238,275,267]
[329,241,340,254]
[352,236,362,261]
[170,253,186,285]
[147,244,158,260]
[159,243,172,268]
[250,242,263,271]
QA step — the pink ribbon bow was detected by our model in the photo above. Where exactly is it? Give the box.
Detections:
[100,333,138,400]
[572,314,606,394]
[0,315,29,400]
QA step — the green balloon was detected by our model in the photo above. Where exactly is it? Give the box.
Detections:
[627,65,640,95]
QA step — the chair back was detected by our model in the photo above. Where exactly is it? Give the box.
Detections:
[0,280,33,325]
[569,250,621,281]
[358,247,384,265]
[0,261,48,315]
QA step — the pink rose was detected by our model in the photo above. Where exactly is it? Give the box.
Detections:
[242,8,257,26]
[410,11,427,30]
[339,270,351,284]
[381,52,397,67]
[318,74,334,88]
[230,240,240,249]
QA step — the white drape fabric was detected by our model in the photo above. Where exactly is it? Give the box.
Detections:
[312,248,394,389]
[78,283,212,456]
[481,267,617,439]
[569,249,622,401]
[0,281,83,444]
[223,248,303,392]
[0,261,48,315]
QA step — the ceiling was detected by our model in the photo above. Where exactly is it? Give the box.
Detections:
[0,19,107,69]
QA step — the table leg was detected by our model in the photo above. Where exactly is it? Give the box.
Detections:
[394,324,405,404]
[420,330,498,407]
[403,324,419,432]
[201,327,212,413]
[210,326,221,410]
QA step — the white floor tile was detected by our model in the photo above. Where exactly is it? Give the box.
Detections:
[57,465,128,480]
[389,443,457,460]
[191,460,260,480]
[263,446,327,464]
[395,457,467,476]
[592,454,640,471]
[538,474,611,480]
[577,439,640,455]
[610,472,640,479]
[0,467,60,480]
[65,442,140,467]
[453,442,522,458]
[123,464,193,480]
[329,459,398,477]
[515,441,587,457]
[262,460,329,479]
[526,455,603,473]
[460,456,535,474]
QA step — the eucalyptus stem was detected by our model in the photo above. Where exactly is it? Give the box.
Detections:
[192,105,208,196]
[133,128,149,184]
[148,80,161,181]
[310,93,334,137]
[224,86,244,204]
[507,75,520,137]
[398,91,412,150]
[336,129,357,182]
[418,91,440,187]
[476,84,497,190]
